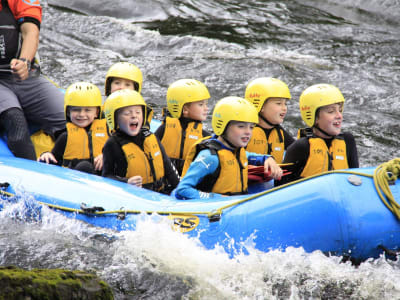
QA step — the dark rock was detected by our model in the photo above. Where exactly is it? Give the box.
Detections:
[0,265,113,300]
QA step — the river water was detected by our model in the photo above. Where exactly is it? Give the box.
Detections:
[1,0,400,299]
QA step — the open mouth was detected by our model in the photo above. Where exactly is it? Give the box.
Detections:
[129,121,139,130]
[333,121,341,127]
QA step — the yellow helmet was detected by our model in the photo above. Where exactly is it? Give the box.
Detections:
[104,89,147,131]
[64,82,102,121]
[166,79,210,118]
[245,77,291,112]
[299,84,345,127]
[105,62,143,96]
[212,97,258,136]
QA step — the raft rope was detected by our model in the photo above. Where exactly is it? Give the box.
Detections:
[1,158,399,221]
[373,158,400,220]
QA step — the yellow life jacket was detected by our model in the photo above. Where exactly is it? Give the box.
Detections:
[31,130,55,158]
[246,125,285,163]
[182,137,248,195]
[160,117,205,173]
[121,133,165,191]
[300,136,349,178]
[63,119,109,167]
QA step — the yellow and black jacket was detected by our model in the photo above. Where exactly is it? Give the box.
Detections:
[181,137,248,195]
[102,129,180,193]
[300,136,348,178]
[62,119,109,168]
[155,116,210,175]
[276,130,358,185]
[246,125,289,163]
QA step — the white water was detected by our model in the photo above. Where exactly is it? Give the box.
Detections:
[1,196,400,299]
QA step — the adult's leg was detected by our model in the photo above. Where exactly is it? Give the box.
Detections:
[0,82,36,160]
[0,108,36,160]
[14,75,66,137]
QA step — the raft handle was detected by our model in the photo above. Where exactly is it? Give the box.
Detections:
[117,207,126,220]
[208,213,221,222]
[0,182,10,189]
[378,245,400,257]
[80,203,105,214]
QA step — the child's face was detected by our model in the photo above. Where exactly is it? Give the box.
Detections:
[69,106,98,128]
[182,100,209,121]
[315,103,343,137]
[110,78,135,94]
[225,121,255,148]
[117,105,143,136]
[260,97,288,126]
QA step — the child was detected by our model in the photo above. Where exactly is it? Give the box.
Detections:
[104,61,153,127]
[155,79,211,175]
[102,89,179,194]
[105,62,143,96]
[278,84,359,184]
[38,82,109,174]
[245,77,295,163]
[174,96,283,199]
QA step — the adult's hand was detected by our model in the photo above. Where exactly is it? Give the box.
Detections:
[10,58,30,80]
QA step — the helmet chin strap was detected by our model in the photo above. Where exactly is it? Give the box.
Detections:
[313,125,334,138]
[220,134,237,149]
[259,113,278,127]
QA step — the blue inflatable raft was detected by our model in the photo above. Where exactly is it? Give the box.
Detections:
[1,128,399,262]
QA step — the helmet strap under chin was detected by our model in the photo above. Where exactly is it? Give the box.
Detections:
[220,134,237,149]
[259,113,277,127]
[313,125,334,138]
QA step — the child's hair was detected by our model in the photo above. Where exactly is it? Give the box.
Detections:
[103,89,148,131]
[104,62,143,96]
[245,77,291,112]
[212,96,258,136]
[166,79,210,118]
[299,84,345,127]
[64,82,102,122]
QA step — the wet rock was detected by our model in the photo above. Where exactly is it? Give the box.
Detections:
[0,265,113,299]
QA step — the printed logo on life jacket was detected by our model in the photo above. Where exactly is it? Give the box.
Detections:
[335,155,344,160]
[22,0,40,6]
[95,133,105,137]
[188,135,199,140]
[273,147,281,151]
[168,215,199,233]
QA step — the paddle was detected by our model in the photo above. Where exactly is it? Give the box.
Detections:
[248,163,292,182]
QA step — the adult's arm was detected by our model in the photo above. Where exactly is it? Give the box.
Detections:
[10,23,39,80]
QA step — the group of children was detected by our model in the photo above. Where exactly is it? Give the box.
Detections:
[37,62,359,199]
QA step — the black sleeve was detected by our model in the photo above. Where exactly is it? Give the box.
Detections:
[158,140,180,192]
[276,137,310,185]
[101,137,128,183]
[154,123,165,140]
[343,132,359,168]
[18,17,41,30]
[50,131,67,165]
[282,128,295,149]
